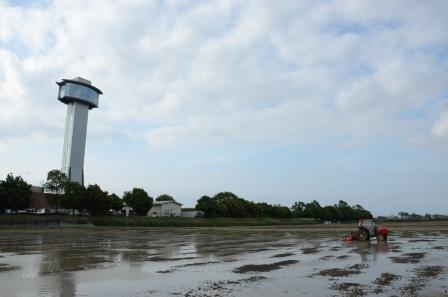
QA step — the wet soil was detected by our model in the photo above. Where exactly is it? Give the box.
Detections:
[315,264,367,278]
[183,276,266,297]
[0,228,446,297]
[337,255,350,259]
[270,252,294,258]
[372,272,401,293]
[0,263,20,272]
[372,272,400,286]
[301,247,320,254]
[319,255,334,260]
[416,265,444,278]
[233,260,299,273]
[330,282,365,297]
[408,239,436,242]
[389,252,426,263]
[401,265,445,295]
[147,256,198,262]
[432,246,445,250]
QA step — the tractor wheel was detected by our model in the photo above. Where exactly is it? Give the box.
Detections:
[358,229,369,241]
[377,234,387,241]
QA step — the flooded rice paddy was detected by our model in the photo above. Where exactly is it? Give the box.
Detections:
[0,227,447,297]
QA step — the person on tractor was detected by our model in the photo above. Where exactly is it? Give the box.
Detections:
[343,219,388,241]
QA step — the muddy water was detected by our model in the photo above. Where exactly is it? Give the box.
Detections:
[0,228,447,297]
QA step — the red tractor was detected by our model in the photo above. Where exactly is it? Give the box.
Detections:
[344,219,388,241]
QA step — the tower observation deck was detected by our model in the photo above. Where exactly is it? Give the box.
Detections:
[57,77,102,185]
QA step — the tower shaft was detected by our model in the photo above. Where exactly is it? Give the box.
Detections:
[57,76,102,185]
[62,101,89,185]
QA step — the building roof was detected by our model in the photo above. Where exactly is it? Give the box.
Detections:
[56,78,103,94]
[153,200,183,206]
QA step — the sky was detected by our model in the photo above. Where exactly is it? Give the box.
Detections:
[0,0,447,216]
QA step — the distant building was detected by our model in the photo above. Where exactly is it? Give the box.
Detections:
[147,200,182,217]
[30,186,49,211]
[180,210,205,218]
[122,203,134,217]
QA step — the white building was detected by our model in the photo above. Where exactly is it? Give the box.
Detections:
[147,201,182,217]
[180,210,205,218]
[122,203,134,217]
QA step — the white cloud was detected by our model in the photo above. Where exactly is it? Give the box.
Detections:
[1,0,448,214]
[431,110,448,138]
[0,0,447,154]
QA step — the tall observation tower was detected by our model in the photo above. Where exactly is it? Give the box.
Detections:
[57,77,102,185]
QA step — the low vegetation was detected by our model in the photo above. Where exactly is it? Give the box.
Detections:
[2,170,446,225]
[89,216,316,227]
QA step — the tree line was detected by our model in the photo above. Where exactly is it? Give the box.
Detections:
[194,192,373,221]
[195,192,292,218]
[376,212,448,221]
[2,170,375,221]
[291,200,373,221]
[43,170,159,215]
[0,170,181,216]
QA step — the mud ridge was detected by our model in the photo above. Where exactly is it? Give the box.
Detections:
[233,260,298,273]
[270,252,294,258]
[330,282,366,297]
[372,272,400,293]
[315,263,367,278]
[401,265,445,295]
[389,252,425,264]
[183,276,266,297]
[0,263,20,272]
[301,247,320,254]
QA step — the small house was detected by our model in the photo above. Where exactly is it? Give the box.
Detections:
[147,200,182,217]
[122,203,134,217]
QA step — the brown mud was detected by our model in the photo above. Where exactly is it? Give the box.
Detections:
[315,264,367,278]
[389,252,426,264]
[233,260,299,273]
[401,265,445,295]
[330,282,365,297]
[183,276,266,297]
[270,252,294,258]
[301,247,320,254]
[0,263,20,272]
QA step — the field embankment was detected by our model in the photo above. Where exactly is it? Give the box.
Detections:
[89,216,317,227]
[1,214,447,230]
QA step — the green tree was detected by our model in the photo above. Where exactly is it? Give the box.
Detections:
[212,192,245,217]
[0,180,6,214]
[195,195,218,217]
[43,169,68,212]
[242,200,262,217]
[156,194,174,201]
[352,204,372,220]
[85,184,110,215]
[321,205,337,221]
[257,202,273,217]
[123,188,153,216]
[333,200,351,221]
[398,211,409,219]
[291,201,306,217]
[0,174,32,212]
[108,193,123,211]
[62,182,86,214]
[303,200,322,219]
[269,205,292,218]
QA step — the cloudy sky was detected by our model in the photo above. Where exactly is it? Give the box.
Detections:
[1,0,447,215]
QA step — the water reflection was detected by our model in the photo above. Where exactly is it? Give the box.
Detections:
[350,240,390,262]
